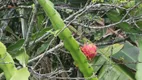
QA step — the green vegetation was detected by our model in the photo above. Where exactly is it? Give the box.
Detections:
[0,0,142,80]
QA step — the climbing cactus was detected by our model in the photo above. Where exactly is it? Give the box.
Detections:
[0,42,30,80]
[0,42,17,80]
[37,0,98,80]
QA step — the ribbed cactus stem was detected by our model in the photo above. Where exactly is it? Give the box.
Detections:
[38,0,98,80]
[0,42,17,80]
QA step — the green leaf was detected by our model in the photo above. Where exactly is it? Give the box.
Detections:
[92,42,135,80]
[98,63,133,80]
[10,67,30,80]
[36,42,48,55]
[16,48,29,67]
[0,42,6,55]
[7,39,24,57]
[98,43,124,57]
[135,39,142,80]
[112,41,139,70]
[32,28,52,40]
[92,0,104,3]
[107,10,142,33]
[6,26,19,39]
[92,56,107,74]
[124,1,135,8]
[94,54,135,80]
[136,21,142,29]
[37,13,44,29]
[98,64,121,80]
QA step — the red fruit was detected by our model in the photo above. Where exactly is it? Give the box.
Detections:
[80,43,97,60]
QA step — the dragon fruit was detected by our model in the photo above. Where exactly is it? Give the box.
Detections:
[81,43,97,60]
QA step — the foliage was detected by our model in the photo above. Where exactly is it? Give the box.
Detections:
[0,0,142,80]
[0,42,30,80]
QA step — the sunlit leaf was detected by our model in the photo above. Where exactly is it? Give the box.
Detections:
[0,42,17,80]
[10,67,30,80]
[16,48,29,67]
[98,43,124,57]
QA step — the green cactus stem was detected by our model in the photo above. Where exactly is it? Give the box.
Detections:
[0,42,17,80]
[37,0,98,80]
[0,42,30,80]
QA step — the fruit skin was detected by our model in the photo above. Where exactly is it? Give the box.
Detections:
[81,44,97,60]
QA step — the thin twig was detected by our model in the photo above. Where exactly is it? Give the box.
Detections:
[28,42,64,63]
[22,4,37,48]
